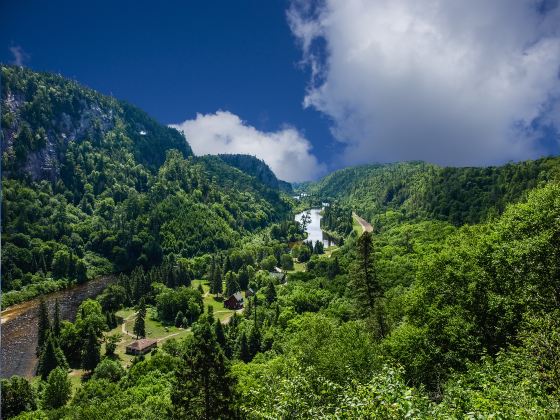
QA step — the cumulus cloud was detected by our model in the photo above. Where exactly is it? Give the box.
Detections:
[9,45,29,66]
[170,111,326,182]
[288,0,560,166]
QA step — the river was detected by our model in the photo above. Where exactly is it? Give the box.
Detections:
[295,208,337,247]
[0,275,116,378]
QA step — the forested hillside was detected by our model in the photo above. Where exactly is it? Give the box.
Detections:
[2,65,559,419]
[218,154,292,193]
[307,159,560,226]
[0,66,291,306]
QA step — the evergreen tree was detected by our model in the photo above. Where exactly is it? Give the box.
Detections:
[264,281,277,304]
[248,326,261,360]
[53,299,62,338]
[215,319,227,351]
[76,259,88,284]
[82,325,101,372]
[134,298,147,338]
[37,333,67,380]
[175,310,185,327]
[214,269,223,296]
[37,299,50,355]
[314,240,324,254]
[237,330,250,363]
[42,367,71,409]
[209,256,217,294]
[225,271,239,297]
[172,316,236,419]
[352,231,386,338]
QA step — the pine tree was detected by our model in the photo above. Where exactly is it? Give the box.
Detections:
[209,256,217,294]
[352,231,386,338]
[237,330,250,363]
[53,299,61,338]
[37,299,51,355]
[248,326,261,360]
[134,297,147,338]
[171,316,236,419]
[214,269,223,296]
[225,272,239,297]
[175,310,185,327]
[214,319,226,351]
[264,281,277,304]
[37,333,67,380]
[82,325,101,372]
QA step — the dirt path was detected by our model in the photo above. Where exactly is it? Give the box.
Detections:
[120,312,188,342]
[352,212,373,233]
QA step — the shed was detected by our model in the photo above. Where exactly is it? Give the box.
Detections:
[126,338,157,355]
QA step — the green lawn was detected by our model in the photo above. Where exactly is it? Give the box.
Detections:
[194,279,237,322]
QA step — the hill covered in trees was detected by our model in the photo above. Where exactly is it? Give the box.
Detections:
[0,66,291,306]
[305,159,560,226]
[2,65,560,419]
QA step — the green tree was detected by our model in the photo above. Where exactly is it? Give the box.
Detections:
[82,325,101,372]
[237,331,250,363]
[76,259,88,284]
[172,316,236,419]
[37,299,50,355]
[53,299,61,338]
[134,298,147,338]
[280,253,294,270]
[225,271,239,297]
[92,358,126,382]
[105,333,121,357]
[175,310,185,327]
[264,281,277,304]
[352,231,386,338]
[37,333,68,380]
[42,367,71,409]
[0,376,37,418]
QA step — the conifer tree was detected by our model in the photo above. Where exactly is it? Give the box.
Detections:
[352,231,386,338]
[172,316,236,419]
[37,332,67,380]
[37,299,51,355]
[214,269,223,296]
[225,272,239,297]
[134,298,147,338]
[53,299,61,338]
[175,310,185,327]
[237,330,250,363]
[82,325,101,372]
[215,319,226,351]
[264,281,277,304]
[248,326,261,360]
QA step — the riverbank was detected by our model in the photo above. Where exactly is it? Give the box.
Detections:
[0,275,116,378]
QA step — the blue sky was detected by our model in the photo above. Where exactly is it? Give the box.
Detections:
[2,0,560,181]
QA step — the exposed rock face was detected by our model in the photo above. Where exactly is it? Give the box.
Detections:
[1,65,192,182]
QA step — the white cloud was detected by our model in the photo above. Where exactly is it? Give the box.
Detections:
[9,45,29,66]
[170,111,326,182]
[288,0,560,166]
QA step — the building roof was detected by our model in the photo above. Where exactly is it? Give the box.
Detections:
[126,338,157,350]
[227,292,243,302]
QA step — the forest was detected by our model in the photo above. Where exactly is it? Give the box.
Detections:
[2,66,560,419]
